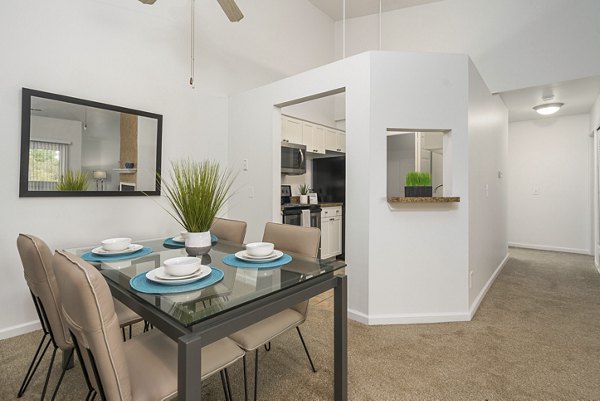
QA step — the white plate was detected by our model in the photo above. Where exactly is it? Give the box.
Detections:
[234,250,284,263]
[172,236,185,243]
[154,266,201,280]
[91,244,143,256]
[146,265,212,286]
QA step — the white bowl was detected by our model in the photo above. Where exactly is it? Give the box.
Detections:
[101,237,132,252]
[245,242,274,257]
[180,231,189,240]
[163,257,202,277]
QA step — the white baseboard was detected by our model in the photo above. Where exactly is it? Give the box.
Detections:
[508,242,592,255]
[0,320,41,340]
[348,308,470,325]
[469,253,509,319]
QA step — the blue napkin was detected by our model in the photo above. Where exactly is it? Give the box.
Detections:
[129,267,224,294]
[222,253,292,269]
[81,246,153,262]
[163,235,218,249]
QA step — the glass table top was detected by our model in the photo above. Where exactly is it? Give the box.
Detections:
[67,238,346,327]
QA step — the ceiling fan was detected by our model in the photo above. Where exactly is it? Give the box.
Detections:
[138,0,244,22]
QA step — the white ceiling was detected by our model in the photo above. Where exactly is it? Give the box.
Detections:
[498,76,600,123]
[308,0,444,20]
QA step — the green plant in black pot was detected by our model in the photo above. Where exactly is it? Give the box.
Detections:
[404,171,432,197]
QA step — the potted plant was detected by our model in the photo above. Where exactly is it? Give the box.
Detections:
[404,171,432,197]
[56,170,90,191]
[159,160,236,256]
[299,183,310,204]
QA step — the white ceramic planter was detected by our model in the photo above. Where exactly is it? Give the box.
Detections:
[300,195,308,204]
[185,231,212,256]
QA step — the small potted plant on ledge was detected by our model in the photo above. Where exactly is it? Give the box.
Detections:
[299,183,310,204]
[404,171,432,198]
[158,159,236,256]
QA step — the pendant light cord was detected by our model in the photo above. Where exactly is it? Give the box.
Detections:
[190,0,195,87]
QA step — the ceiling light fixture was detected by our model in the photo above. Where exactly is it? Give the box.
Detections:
[533,102,564,115]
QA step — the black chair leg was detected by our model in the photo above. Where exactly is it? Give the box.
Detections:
[263,342,271,352]
[243,355,248,401]
[129,325,132,339]
[220,370,231,401]
[253,349,259,401]
[50,348,74,401]
[40,346,58,401]
[296,327,317,373]
[225,368,233,401]
[121,327,126,342]
[17,332,50,397]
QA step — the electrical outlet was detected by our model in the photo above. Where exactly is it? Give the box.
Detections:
[248,185,254,198]
[485,184,489,198]
[242,159,249,171]
[533,185,540,196]
[469,271,473,289]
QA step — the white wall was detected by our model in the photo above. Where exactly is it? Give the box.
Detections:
[229,51,485,324]
[0,0,334,338]
[137,116,158,191]
[467,61,508,310]
[592,95,600,266]
[508,114,592,254]
[335,0,600,93]
[81,108,121,190]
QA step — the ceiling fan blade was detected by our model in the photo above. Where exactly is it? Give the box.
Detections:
[138,0,158,4]
[217,0,244,22]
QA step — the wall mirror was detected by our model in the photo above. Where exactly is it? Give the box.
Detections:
[20,88,162,197]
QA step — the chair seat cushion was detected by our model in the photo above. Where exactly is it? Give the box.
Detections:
[114,300,143,327]
[229,308,305,351]
[125,330,245,401]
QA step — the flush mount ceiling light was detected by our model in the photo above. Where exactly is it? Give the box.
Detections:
[533,102,564,115]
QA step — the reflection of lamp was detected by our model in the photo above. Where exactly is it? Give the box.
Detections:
[93,170,106,191]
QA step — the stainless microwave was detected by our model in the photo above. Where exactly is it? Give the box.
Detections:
[281,142,306,175]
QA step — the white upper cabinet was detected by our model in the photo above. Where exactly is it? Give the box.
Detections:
[282,116,303,144]
[303,122,325,154]
[326,128,345,153]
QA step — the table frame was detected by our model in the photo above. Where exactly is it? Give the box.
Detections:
[105,269,347,401]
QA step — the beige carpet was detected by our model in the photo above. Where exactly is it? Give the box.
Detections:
[2,248,600,400]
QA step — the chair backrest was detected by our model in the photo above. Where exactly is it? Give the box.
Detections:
[211,217,247,244]
[262,223,321,317]
[16,234,72,351]
[53,250,132,401]
[262,222,320,258]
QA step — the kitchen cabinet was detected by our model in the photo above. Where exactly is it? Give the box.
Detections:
[303,121,325,154]
[282,116,303,144]
[320,206,342,259]
[325,128,346,153]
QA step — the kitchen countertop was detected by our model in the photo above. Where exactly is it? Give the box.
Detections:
[388,196,460,203]
[319,202,344,207]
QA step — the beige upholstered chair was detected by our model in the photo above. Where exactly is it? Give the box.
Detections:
[53,250,246,401]
[211,217,248,244]
[229,222,321,401]
[16,234,143,401]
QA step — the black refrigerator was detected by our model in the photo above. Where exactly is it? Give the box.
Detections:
[312,156,345,258]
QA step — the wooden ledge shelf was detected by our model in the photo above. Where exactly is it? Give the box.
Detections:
[388,196,461,203]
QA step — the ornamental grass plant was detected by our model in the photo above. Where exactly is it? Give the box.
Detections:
[56,170,90,191]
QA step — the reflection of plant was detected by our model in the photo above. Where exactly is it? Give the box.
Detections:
[159,160,237,233]
[405,171,432,186]
[299,183,310,195]
[56,170,90,191]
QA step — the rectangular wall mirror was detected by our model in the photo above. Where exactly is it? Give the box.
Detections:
[20,88,162,197]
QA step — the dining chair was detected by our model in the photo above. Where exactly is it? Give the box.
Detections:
[16,234,143,401]
[52,250,246,401]
[229,222,321,401]
[211,217,248,244]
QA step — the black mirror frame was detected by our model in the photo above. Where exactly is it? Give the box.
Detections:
[19,88,162,197]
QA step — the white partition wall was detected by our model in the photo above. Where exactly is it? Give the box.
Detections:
[228,51,508,324]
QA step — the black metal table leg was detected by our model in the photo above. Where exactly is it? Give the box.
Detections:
[334,275,347,401]
[178,332,204,401]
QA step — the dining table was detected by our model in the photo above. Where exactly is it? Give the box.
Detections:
[67,237,347,401]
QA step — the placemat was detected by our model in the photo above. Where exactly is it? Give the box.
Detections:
[163,234,218,249]
[81,247,153,262]
[129,267,224,294]
[222,253,292,269]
